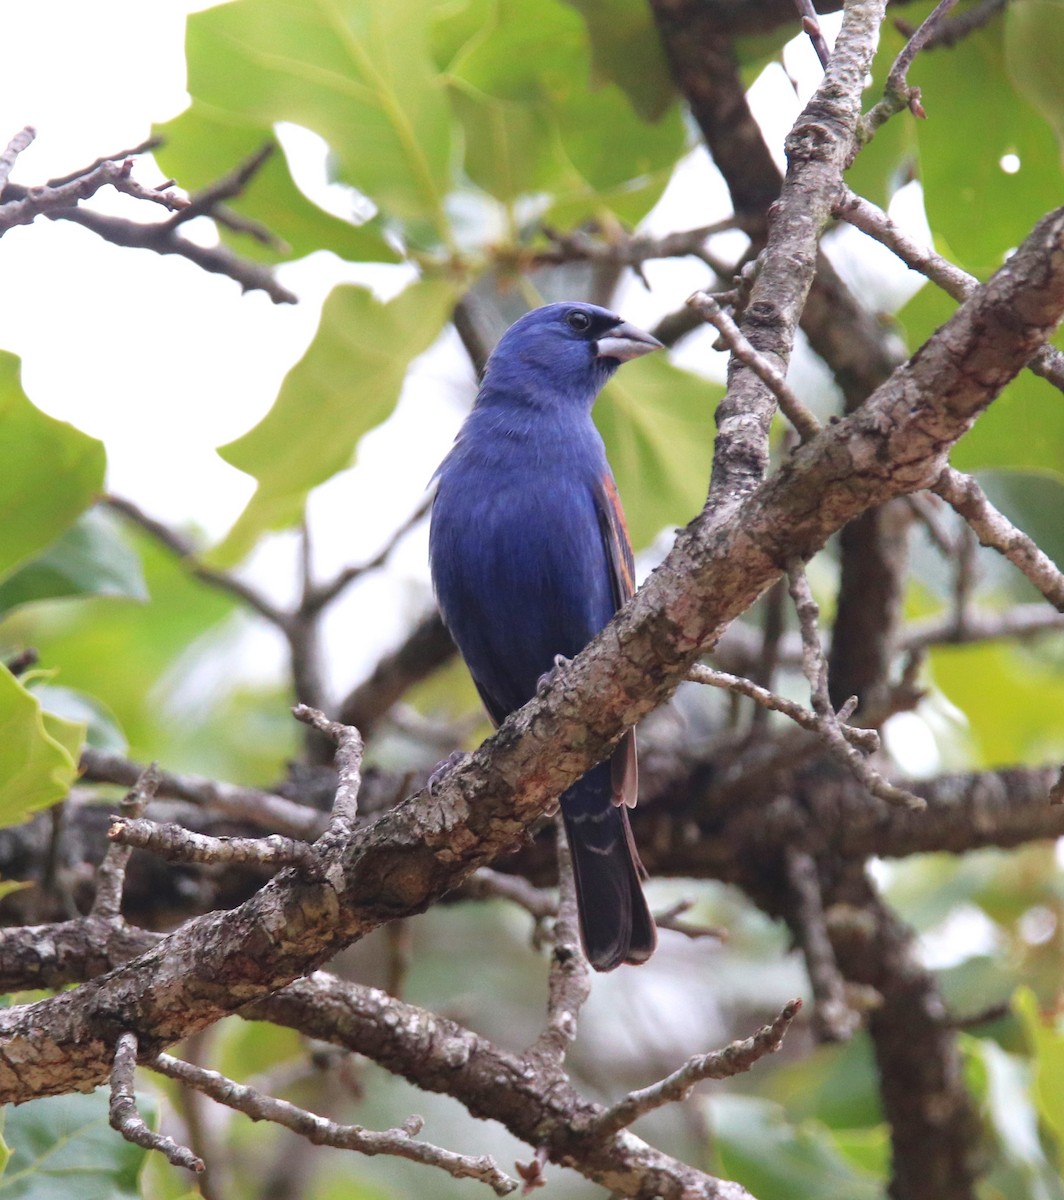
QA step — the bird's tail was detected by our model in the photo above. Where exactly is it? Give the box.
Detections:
[561,760,656,971]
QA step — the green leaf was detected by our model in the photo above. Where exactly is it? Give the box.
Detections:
[0,532,235,767]
[962,1034,1064,1200]
[595,354,718,548]
[446,0,683,224]
[185,0,455,241]
[0,509,147,618]
[748,1034,883,1131]
[562,0,676,121]
[1006,0,1064,162]
[929,641,1064,767]
[915,15,1064,276]
[0,666,82,829]
[898,285,1064,477]
[976,468,1064,570]
[0,1089,150,1200]
[31,685,127,754]
[214,278,458,564]
[1015,986,1064,1145]
[711,1095,884,1200]
[154,103,399,265]
[0,352,106,584]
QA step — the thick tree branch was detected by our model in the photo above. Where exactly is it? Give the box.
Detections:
[2,194,1063,1104]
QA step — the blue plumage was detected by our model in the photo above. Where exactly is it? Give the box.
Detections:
[429,302,660,970]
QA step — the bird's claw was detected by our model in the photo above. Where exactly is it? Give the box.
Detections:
[536,653,573,694]
[428,749,469,796]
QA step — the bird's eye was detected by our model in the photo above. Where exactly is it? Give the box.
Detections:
[566,310,592,332]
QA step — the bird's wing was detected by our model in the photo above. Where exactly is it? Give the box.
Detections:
[592,471,638,809]
[592,471,635,608]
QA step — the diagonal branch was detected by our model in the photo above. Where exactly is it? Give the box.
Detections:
[584,998,802,1138]
[150,1052,517,1195]
[932,467,1064,610]
[110,1032,204,1173]
[2,194,1063,1107]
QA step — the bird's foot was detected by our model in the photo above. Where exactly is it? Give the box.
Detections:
[536,654,572,694]
[428,749,469,796]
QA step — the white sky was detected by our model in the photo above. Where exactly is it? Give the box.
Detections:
[0,2,930,697]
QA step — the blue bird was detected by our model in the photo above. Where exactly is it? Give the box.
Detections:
[429,301,661,970]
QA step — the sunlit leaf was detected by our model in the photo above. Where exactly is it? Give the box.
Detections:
[215,278,458,563]
[185,0,455,240]
[929,641,1064,767]
[0,352,106,585]
[155,103,399,265]
[1015,986,1064,1145]
[0,1089,150,1200]
[0,667,82,829]
[595,353,718,548]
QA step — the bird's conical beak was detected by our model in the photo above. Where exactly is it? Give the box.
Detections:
[595,321,663,363]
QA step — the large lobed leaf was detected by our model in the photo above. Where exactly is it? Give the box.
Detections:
[0,667,83,830]
[0,1089,150,1200]
[154,103,399,266]
[185,0,455,241]
[214,278,458,563]
[0,352,105,585]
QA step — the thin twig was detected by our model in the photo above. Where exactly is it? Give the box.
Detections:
[303,495,432,614]
[164,142,275,230]
[896,0,1006,51]
[862,0,960,133]
[292,706,364,843]
[529,817,591,1064]
[54,206,297,304]
[101,494,289,626]
[110,1033,204,1173]
[785,848,860,1042]
[108,818,317,870]
[92,765,161,918]
[793,0,832,68]
[150,1053,517,1195]
[458,868,557,920]
[688,663,878,751]
[45,136,163,188]
[585,999,802,1138]
[836,189,1064,393]
[652,899,728,942]
[534,220,740,276]
[932,468,1064,611]
[0,126,35,191]
[687,291,821,441]
[0,157,186,236]
[80,746,326,840]
[787,562,925,810]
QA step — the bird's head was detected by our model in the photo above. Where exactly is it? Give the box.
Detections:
[477,302,662,413]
